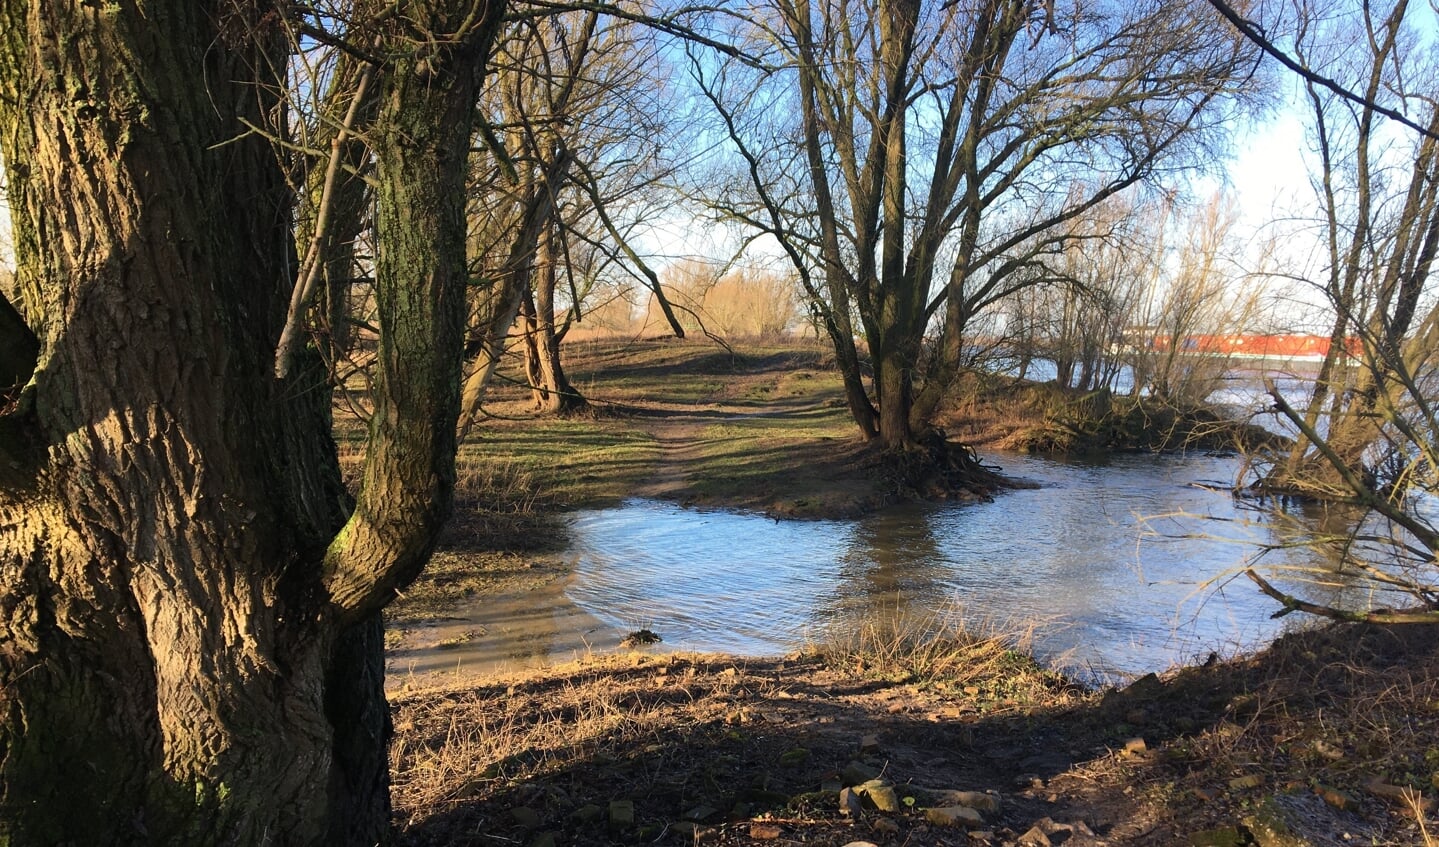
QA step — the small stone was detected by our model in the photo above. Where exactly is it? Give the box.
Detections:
[843,760,879,786]
[672,821,698,837]
[839,787,864,817]
[683,805,718,822]
[1124,672,1164,697]
[1312,739,1346,761]
[1316,785,1356,811]
[886,702,906,714]
[872,818,900,834]
[510,807,541,829]
[925,806,984,827]
[860,733,882,754]
[1228,774,1264,791]
[621,628,662,647]
[1364,776,1437,810]
[863,783,902,813]
[528,833,556,847]
[928,790,999,814]
[1017,825,1051,846]
[750,822,782,840]
[1122,737,1147,755]
[572,803,603,823]
[608,800,634,830]
[843,842,881,847]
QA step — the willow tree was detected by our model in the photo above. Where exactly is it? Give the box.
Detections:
[0,1,503,842]
[695,0,1258,462]
[457,9,683,428]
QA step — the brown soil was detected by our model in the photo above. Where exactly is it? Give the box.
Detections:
[393,624,1439,846]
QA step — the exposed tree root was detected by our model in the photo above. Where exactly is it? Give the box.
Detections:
[881,430,1013,502]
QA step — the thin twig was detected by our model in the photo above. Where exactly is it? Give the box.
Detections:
[275,62,376,379]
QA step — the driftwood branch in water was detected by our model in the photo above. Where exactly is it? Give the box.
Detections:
[1245,568,1439,624]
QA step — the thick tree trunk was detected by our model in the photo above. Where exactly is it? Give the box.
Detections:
[876,348,918,450]
[0,2,503,843]
[0,4,350,841]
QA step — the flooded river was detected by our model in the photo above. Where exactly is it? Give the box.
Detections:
[565,450,1366,680]
[389,363,1397,687]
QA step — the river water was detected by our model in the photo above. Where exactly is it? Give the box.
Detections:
[564,449,1372,680]
[391,360,1401,686]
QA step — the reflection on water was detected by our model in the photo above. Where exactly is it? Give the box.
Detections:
[567,451,1377,679]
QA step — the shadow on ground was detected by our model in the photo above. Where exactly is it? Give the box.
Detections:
[392,622,1439,846]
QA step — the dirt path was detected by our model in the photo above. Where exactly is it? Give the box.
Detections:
[624,408,715,500]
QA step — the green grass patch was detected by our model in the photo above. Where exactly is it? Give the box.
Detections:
[459,419,658,509]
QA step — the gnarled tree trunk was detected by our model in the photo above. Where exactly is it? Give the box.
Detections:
[0,2,503,843]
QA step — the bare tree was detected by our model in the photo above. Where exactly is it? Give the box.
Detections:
[691,0,1260,482]
[1134,192,1267,406]
[457,9,683,428]
[1235,0,1439,621]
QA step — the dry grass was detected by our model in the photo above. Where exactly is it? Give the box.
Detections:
[389,607,1095,845]
[811,605,1081,705]
[392,660,678,815]
[1409,788,1436,847]
[389,611,1439,846]
[390,652,781,841]
[938,370,1278,454]
[445,456,547,544]
[1052,620,1439,845]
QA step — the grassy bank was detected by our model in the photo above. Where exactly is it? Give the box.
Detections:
[380,336,1436,844]
[936,370,1281,455]
[393,617,1439,846]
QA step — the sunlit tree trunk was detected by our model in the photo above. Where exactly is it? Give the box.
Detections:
[525,224,588,416]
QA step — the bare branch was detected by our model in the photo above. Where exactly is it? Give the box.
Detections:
[1202,0,1439,142]
[275,61,376,379]
[1246,568,1438,623]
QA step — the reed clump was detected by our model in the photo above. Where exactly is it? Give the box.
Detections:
[811,606,1083,704]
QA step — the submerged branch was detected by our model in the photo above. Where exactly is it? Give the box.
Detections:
[1245,568,1438,624]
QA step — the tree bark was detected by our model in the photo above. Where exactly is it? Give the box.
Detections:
[0,1,503,842]
[526,224,588,416]
[0,3,347,840]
